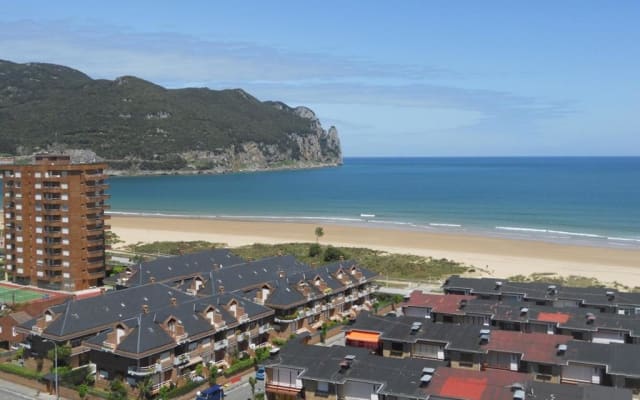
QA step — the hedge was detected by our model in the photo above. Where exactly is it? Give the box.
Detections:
[0,362,43,379]
[224,358,255,377]
[166,380,203,399]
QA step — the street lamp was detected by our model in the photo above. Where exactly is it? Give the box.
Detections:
[43,339,59,400]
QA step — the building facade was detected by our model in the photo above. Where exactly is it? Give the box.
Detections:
[2,154,110,290]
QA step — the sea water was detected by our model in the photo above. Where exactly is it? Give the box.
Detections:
[103,157,640,249]
[101,157,640,247]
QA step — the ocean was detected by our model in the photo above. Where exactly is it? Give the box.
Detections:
[103,157,640,249]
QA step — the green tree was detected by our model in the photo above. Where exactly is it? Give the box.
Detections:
[314,226,324,243]
[308,243,321,257]
[208,367,218,385]
[324,245,345,262]
[105,231,123,246]
[249,376,257,400]
[136,377,152,400]
[47,343,72,367]
[108,378,129,400]
[77,383,89,400]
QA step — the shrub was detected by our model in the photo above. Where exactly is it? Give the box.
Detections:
[255,347,271,362]
[224,357,255,377]
[0,362,42,379]
[308,243,321,257]
[324,245,346,262]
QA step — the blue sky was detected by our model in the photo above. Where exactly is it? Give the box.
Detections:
[2,1,639,156]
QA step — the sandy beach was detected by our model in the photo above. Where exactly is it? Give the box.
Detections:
[109,215,640,287]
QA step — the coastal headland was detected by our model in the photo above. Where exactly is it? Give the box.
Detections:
[110,214,640,288]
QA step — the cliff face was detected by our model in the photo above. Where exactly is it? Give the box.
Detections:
[0,60,342,174]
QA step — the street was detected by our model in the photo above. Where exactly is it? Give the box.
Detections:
[0,377,61,400]
[223,374,265,400]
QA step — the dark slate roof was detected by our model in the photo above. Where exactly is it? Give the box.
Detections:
[85,313,174,356]
[443,276,640,307]
[527,380,631,400]
[28,283,193,338]
[460,298,640,337]
[265,340,443,399]
[349,312,487,353]
[425,367,632,400]
[561,340,640,378]
[200,255,312,295]
[127,249,245,286]
[84,292,273,357]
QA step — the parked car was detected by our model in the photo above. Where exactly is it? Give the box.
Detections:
[255,366,266,380]
[195,384,224,400]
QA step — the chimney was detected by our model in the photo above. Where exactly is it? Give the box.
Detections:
[150,276,156,283]
[520,307,529,316]
[420,367,435,386]
[142,304,149,314]
[606,291,615,301]
[556,344,568,355]
[218,285,225,294]
[170,297,177,306]
[340,355,356,369]
[278,270,285,279]
[585,312,596,324]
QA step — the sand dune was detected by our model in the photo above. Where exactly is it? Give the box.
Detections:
[109,215,640,287]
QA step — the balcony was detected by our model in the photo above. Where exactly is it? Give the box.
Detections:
[71,345,90,357]
[128,364,161,376]
[173,353,190,366]
[258,324,271,334]
[214,339,228,350]
[102,341,116,351]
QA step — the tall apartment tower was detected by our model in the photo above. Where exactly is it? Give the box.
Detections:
[2,155,110,291]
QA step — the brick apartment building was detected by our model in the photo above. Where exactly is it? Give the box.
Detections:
[2,154,110,291]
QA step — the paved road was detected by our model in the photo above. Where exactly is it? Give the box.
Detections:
[0,377,61,400]
[224,374,265,400]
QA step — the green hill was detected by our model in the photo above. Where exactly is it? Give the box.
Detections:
[0,60,341,173]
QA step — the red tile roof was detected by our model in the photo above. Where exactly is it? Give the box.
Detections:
[426,367,525,400]
[484,330,571,364]
[403,291,474,314]
[536,311,570,324]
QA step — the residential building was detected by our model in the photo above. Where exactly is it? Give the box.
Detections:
[2,154,110,291]
[263,339,632,400]
[119,252,378,334]
[442,276,640,313]
[19,282,274,393]
[404,290,640,343]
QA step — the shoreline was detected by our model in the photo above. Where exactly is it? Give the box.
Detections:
[106,210,640,251]
[109,214,640,288]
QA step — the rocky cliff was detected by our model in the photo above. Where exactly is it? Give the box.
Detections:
[0,60,342,174]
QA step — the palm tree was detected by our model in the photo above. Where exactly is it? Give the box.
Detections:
[314,226,324,243]
[136,377,152,400]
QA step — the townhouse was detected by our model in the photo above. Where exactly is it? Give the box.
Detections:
[17,249,377,391]
[19,282,273,391]
[443,276,640,313]
[349,307,640,391]
[263,339,632,400]
[121,251,378,334]
[404,290,640,343]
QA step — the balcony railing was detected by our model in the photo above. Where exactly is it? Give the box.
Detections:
[127,364,160,376]
[173,353,190,366]
[214,339,228,350]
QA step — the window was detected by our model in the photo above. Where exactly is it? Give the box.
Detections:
[317,382,329,393]
[37,271,44,277]
[35,172,41,178]
[62,217,69,223]
[62,250,70,257]
[63,273,70,279]
[61,194,68,201]
[62,228,69,234]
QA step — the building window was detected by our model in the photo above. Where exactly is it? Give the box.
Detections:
[62,228,69,235]
[61,194,68,201]
[317,382,329,393]
[63,273,70,279]
[62,217,69,223]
